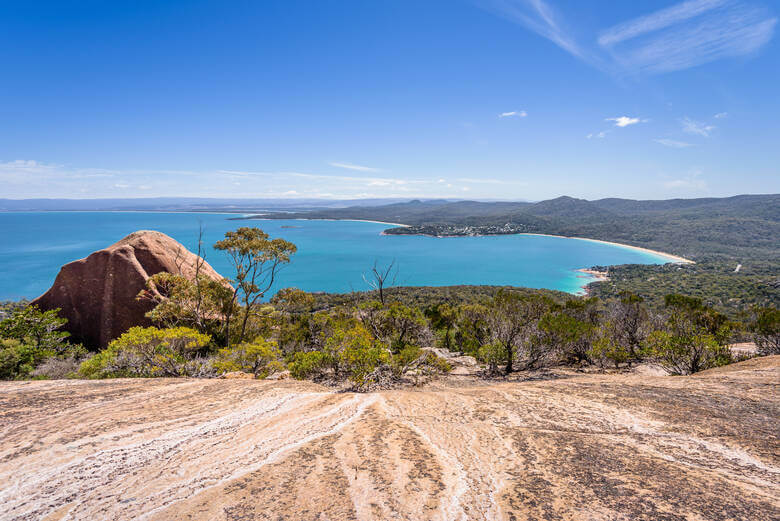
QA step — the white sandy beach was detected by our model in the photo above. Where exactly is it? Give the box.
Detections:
[519,233,694,264]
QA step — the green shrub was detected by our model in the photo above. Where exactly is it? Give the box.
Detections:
[477,341,507,375]
[751,306,780,355]
[79,326,212,378]
[288,350,333,380]
[214,337,284,377]
[644,330,732,375]
[588,336,629,369]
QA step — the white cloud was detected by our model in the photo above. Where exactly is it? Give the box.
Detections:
[606,116,642,127]
[714,111,728,118]
[327,161,382,172]
[499,110,528,118]
[586,130,609,139]
[654,138,695,148]
[681,116,716,136]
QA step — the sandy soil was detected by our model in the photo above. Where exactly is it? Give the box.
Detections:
[1,357,778,520]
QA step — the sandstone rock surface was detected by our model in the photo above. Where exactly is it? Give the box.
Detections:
[31,230,224,348]
[0,357,777,520]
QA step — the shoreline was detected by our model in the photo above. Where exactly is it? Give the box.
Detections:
[518,233,694,264]
[379,227,694,264]
[247,217,411,228]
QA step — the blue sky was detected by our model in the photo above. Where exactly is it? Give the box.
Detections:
[1,0,778,200]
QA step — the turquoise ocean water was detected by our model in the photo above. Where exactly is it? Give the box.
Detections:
[0,212,675,300]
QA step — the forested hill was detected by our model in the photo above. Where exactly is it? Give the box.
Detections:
[246,194,780,263]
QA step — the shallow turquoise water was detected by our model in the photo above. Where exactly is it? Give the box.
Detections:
[0,212,674,300]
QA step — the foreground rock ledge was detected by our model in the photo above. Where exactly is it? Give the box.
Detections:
[1,357,778,521]
[31,230,223,348]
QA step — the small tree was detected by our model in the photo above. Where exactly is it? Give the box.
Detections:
[609,292,649,360]
[751,306,780,355]
[214,227,297,346]
[426,303,458,351]
[642,295,733,375]
[644,330,730,375]
[141,272,235,342]
[485,291,557,373]
[0,305,69,353]
[363,259,397,305]
[589,326,629,369]
[539,311,593,364]
[453,304,490,356]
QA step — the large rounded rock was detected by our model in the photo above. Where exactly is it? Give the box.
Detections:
[32,230,224,349]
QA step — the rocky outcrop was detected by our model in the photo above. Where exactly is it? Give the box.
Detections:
[1,357,778,520]
[32,230,224,348]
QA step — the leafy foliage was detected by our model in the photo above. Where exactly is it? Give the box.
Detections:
[214,337,284,377]
[79,326,212,378]
[751,306,780,355]
[0,305,85,379]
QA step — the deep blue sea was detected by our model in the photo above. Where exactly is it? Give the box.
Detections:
[0,212,675,300]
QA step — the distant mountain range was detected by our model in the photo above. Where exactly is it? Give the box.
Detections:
[0,197,421,212]
[248,194,780,263]
[3,194,777,263]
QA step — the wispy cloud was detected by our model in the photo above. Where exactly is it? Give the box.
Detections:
[681,116,716,136]
[654,138,695,148]
[606,116,643,127]
[598,0,776,74]
[586,130,609,139]
[456,177,507,184]
[477,0,775,75]
[475,0,594,62]
[663,169,707,191]
[714,111,728,118]
[327,161,382,172]
[598,0,727,47]
[499,110,528,118]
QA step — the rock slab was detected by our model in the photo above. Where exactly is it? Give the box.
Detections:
[32,230,224,348]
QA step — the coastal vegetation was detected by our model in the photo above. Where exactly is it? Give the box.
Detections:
[2,226,777,385]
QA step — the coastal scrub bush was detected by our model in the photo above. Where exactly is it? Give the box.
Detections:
[141,272,235,344]
[453,304,490,356]
[391,344,451,377]
[539,311,594,365]
[0,339,35,379]
[642,295,733,375]
[644,330,731,375]
[214,337,285,378]
[477,341,506,375]
[79,326,212,378]
[357,301,431,353]
[751,306,780,355]
[288,350,333,380]
[327,322,389,390]
[0,305,70,353]
[588,332,629,369]
[0,306,86,379]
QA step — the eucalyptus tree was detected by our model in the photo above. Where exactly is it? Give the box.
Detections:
[214,227,297,346]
